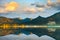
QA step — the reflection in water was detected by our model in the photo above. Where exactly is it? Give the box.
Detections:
[0,24,60,40]
[0,34,55,40]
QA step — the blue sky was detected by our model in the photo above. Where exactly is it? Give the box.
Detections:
[0,0,60,19]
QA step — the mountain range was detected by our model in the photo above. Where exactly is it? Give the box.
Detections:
[0,12,60,25]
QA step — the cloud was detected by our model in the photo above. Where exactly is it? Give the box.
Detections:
[37,8,45,12]
[48,3,60,10]
[0,8,7,13]
[23,7,45,13]
[5,1,19,11]
[0,34,55,40]
[46,0,60,10]
[47,0,53,6]
[0,8,5,13]
[0,1,19,13]
[31,2,45,8]
[23,7,37,13]
[31,0,60,10]
[57,0,60,3]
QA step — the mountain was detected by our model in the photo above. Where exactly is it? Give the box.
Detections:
[26,16,48,25]
[0,17,13,24]
[12,18,22,24]
[21,18,32,25]
[0,17,22,24]
[47,12,60,24]
[0,17,32,25]
[22,18,31,22]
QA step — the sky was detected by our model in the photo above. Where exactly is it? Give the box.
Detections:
[0,0,60,19]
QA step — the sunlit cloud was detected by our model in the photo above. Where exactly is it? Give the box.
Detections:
[0,1,19,13]
[5,1,19,11]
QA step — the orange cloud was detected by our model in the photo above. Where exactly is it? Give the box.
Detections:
[5,1,19,11]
